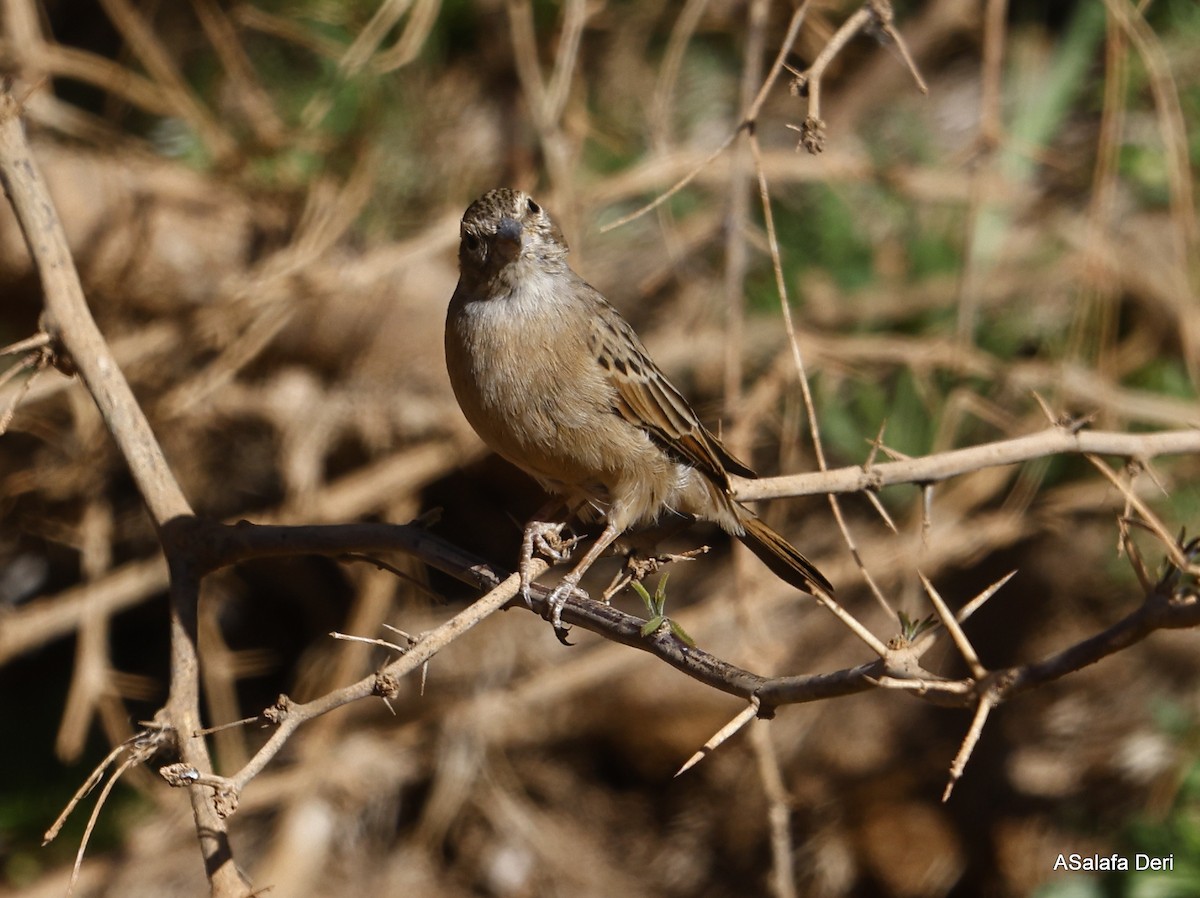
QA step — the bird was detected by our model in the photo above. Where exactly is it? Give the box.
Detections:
[445,187,831,631]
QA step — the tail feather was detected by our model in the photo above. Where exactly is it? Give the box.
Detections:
[735,508,832,595]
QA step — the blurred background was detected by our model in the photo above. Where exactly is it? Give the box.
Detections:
[0,0,1198,895]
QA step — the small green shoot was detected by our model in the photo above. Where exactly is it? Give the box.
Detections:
[631,574,695,647]
[897,609,939,643]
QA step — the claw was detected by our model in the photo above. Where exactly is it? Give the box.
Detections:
[546,578,578,627]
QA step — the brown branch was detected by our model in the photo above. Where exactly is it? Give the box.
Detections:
[0,441,466,667]
[15,432,1200,850]
[0,91,192,525]
[23,418,1171,669]
[0,87,249,896]
[1005,561,1200,698]
[734,425,1200,501]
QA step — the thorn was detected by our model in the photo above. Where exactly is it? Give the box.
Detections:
[676,701,760,776]
[863,490,897,533]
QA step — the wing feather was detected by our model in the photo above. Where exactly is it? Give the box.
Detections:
[588,300,756,488]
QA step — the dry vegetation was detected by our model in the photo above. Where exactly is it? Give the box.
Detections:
[0,1,1198,897]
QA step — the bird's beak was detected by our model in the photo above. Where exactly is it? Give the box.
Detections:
[494,216,523,259]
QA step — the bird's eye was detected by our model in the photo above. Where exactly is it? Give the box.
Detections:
[462,233,481,252]
[526,198,541,215]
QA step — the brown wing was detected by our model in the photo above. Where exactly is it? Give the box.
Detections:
[588,298,756,488]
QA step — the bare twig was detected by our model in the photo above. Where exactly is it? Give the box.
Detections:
[0,92,192,524]
[1086,454,1194,571]
[174,570,525,807]
[0,88,249,895]
[787,0,926,153]
[735,426,1200,502]
[751,722,799,898]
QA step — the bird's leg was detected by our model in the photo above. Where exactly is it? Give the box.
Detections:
[544,522,622,631]
[520,527,563,606]
[518,499,581,605]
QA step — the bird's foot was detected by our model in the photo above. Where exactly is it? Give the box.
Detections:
[545,576,587,642]
[519,520,577,607]
[536,525,580,564]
